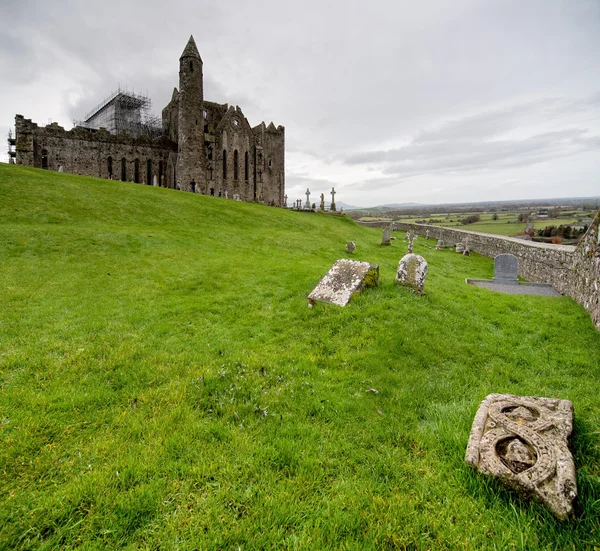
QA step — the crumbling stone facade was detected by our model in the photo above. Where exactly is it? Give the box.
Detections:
[13,36,285,206]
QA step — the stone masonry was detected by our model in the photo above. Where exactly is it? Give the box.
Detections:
[13,36,285,207]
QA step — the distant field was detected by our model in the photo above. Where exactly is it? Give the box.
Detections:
[359,211,596,237]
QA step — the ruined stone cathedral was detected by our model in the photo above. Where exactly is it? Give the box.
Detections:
[11,36,285,205]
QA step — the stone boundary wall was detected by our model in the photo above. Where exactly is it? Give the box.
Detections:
[357,214,600,330]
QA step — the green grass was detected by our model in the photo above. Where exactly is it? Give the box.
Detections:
[1,164,599,550]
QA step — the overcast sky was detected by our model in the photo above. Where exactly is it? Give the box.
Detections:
[1,0,599,207]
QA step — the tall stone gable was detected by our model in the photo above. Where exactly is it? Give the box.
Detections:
[13,36,285,206]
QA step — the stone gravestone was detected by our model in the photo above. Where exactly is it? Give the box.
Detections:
[381,226,391,246]
[465,393,577,520]
[346,241,356,254]
[308,259,379,307]
[436,239,444,250]
[396,253,428,294]
[426,230,430,240]
[330,187,337,212]
[320,193,325,211]
[284,194,288,207]
[233,193,241,201]
[463,248,471,256]
[304,188,311,209]
[456,243,465,253]
[493,253,519,285]
[153,175,158,186]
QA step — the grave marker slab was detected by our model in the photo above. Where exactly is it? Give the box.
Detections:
[381,227,391,246]
[346,241,356,254]
[466,393,577,520]
[396,253,428,294]
[493,253,519,285]
[308,259,379,307]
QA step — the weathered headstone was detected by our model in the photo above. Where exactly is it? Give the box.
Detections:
[463,248,471,256]
[153,175,158,186]
[493,253,519,285]
[396,253,428,294]
[284,194,288,207]
[381,226,391,246]
[320,193,325,211]
[330,187,337,212]
[233,193,241,201]
[456,243,465,253]
[308,259,379,307]
[436,239,444,250]
[346,241,356,254]
[425,230,430,240]
[465,393,577,520]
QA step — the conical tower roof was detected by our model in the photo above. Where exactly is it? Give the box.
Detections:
[180,35,202,61]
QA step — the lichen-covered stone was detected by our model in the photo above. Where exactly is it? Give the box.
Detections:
[346,241,356,254]
[466,393,577,520]
[456,243,465,253]
[308,259,379,307]
[396,253,428,294]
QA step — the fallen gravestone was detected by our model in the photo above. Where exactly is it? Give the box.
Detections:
[465,393,577,520]
[493,253,519,285]
[381,227,391,246]
[396,253,428,294]
[308,259,379,307]
[346,241,356,254]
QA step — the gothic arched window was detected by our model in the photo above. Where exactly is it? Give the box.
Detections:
[233,150,239,181]
[223,150,227,180]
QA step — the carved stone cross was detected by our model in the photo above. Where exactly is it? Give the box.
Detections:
[330,187,337,212]
[304,188,311,209]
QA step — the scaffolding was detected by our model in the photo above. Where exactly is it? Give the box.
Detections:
[73,86,162,138]
[7,128,16,163]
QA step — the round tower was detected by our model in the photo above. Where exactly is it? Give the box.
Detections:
[176,35,205,192]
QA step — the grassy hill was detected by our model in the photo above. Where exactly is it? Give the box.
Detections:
[1,164,599,550]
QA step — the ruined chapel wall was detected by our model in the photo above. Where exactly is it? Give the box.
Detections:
[15,116,176,184]
[214,107,256,200]
[253,123,285,206]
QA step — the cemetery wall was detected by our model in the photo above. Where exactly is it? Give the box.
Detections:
[358,217,600,330]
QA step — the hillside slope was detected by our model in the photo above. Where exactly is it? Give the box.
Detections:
[1,164,599,550]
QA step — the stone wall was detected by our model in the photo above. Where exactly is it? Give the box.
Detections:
[15,115,176,186]
[569,212,600,329]
[358,214,600,330]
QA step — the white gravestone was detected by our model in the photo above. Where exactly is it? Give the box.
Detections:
[396,253,428,294]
